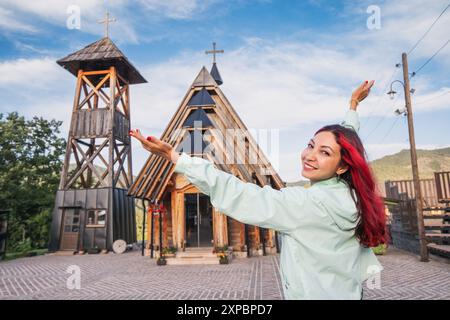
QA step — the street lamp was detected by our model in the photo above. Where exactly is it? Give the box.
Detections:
[387,80,415,100]
[387,61,429,262]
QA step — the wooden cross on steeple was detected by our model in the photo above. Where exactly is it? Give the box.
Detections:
[98,10,116,38]
[205,42,224,64]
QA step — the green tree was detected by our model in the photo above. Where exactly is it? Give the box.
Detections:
[0,112,66,252]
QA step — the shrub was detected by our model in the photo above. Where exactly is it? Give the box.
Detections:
[372,244,387,255]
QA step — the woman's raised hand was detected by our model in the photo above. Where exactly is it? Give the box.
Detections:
[129,129,179,163]
[350,80,374,110]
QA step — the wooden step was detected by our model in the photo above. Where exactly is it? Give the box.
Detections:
[164,247,224,265]
[176,251,216,258]
[426,233,450,245]
[425,223,450,230]
[425,221,447,227]
[426,233,450,237]
[54,250,76,256]
[427,244,450,259]
[424,215,446,219]
[166,256,219,265]
[184,247,213,251]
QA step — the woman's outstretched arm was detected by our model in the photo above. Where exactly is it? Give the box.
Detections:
[172,152,310,232]
[341,80,374,133]
[129,130,311,233]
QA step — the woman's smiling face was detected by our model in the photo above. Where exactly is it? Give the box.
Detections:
[301,131,348,183]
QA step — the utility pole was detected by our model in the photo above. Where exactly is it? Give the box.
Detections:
[401,52,429,262]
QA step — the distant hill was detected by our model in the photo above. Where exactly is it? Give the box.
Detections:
[370,147,450,183]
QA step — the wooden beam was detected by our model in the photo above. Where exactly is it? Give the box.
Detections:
[65,138,108,189]
[109,67,117,189]
[73,139,107,187]
[82,70,110,76]
[70,142,87,187]
[113,144,130,188]
[79,74,110,108]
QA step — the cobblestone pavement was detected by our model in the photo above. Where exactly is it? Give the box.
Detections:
[0,247,448,300]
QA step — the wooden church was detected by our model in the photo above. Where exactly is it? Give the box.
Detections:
[49,35,147,252]
[129,49,285,258]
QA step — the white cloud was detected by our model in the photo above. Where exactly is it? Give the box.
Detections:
[2,0,450,181]
[0,57,74,138]
[0,0,137,42]
[412,87,450,112]
[0,0,223,43]
[137,0,219,20]
[3,29,448,179]
[0,0,112,22]
[0,57,66,87]
[128,36,450,134]
[0,7,37,33]
[278,151,304,183]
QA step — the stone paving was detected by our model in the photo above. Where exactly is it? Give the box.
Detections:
[0,247,449,300]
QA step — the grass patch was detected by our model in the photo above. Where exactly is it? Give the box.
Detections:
[3,249,48,261]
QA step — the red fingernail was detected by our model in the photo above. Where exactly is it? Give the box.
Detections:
[365,80,368,83]
[146,136,152,141]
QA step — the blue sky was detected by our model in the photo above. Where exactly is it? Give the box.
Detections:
[1,0,449,182]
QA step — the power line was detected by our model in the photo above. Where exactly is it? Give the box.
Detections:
[379,115,401,144]
[361,67,400,128]
[408,2,450,55]
[414,88,450,105]
[364,2,450,131]
[412,38,450,77]
[364,92,401,140]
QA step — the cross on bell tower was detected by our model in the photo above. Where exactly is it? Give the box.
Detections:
[97,10,116,38]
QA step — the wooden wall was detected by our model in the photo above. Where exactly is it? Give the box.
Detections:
[142,172,277,255]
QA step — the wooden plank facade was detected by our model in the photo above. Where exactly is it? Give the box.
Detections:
[435,171,450,203]
[130,66,284,257]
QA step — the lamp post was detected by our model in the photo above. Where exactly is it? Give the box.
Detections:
[141,198,146,257]
[387,52,429,262]
[159,204,165,260]
[150,200,156,259]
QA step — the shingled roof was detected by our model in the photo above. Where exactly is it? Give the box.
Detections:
[57,37,147,84]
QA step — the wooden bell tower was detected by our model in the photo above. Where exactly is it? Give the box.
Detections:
[49,36,147,252]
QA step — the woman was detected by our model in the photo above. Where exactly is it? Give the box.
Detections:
[130,80,387,300]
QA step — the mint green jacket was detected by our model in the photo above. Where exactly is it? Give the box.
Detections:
[174,110,382,300]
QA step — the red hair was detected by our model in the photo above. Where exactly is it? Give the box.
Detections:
[316,125,389,247]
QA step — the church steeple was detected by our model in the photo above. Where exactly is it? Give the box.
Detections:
[210,62,223,86]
